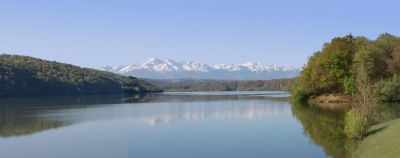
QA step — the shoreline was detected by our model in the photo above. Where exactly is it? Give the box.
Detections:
[307,94,352,110]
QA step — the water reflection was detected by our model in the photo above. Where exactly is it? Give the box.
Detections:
[0,93,290,137]
[1,92,399,158]
[291,102,348,158]
[134,99,289,126]
[291,102,400,158]
[0,94,156,107]
[0,94,155,137]
[370,102,400,124]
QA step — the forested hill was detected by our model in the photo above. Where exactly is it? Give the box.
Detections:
[293,33,400,102]
[0,54,162,97]
[146,78,295,92]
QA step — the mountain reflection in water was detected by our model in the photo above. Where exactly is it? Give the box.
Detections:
[0,93,290,137]
[1,92,399,158]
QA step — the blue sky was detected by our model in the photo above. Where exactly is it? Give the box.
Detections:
[0,0,399,68]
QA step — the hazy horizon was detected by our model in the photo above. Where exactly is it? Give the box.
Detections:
[1,0,399,68]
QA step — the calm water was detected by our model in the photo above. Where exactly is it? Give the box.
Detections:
[0,91,399,158]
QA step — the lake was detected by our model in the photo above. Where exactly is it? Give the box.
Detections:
[0,91,399,158]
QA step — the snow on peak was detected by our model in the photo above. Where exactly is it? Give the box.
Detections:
[242,61,260,67]
[182,61,210,72]
[140,57,179,72]
[100,58,300,74]
[240,61,265,72]
[213,64,242,72]
[118,64,142,73]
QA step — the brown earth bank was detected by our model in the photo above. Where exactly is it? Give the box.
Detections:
[308,94,352,110]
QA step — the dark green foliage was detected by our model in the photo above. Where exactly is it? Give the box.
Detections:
[353,44,388,81]
[0,54,162,97]
[293,33,400,102]
[387,45,400,75]
[375,75,400,102]
[153,78,295,92]
[292,35,361,101]
[343,77,355,95]
[291,102,348,158]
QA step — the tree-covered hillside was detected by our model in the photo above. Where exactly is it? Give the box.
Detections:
[147,78,295,92]
[0,54,162,97]
[293,33,400,102]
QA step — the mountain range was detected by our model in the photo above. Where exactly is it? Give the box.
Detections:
[99,58,300,80]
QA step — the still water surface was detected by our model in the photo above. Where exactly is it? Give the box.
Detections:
[0,91,399,158]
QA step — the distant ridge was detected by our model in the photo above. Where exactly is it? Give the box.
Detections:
[100,57,300,80]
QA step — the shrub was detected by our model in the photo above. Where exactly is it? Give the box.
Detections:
[375,75,400,102]
[344,109,369,139]
[291,86,312,103]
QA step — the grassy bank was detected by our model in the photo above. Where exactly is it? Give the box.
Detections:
[353,118,400,158]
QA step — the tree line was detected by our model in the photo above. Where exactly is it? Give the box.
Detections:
[292,33,400,139]
[293,33,400,103]
[156,78,295,92]
[0,54,162,97]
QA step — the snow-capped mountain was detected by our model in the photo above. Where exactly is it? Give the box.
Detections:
[99,58,300,80]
